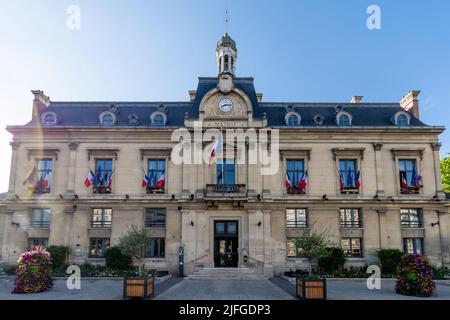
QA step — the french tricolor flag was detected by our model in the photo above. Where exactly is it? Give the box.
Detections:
[299,171,308,189]
[208,135,221,165]
[84,170,94,187]
[142,173,149,188]
[285,173,292,190]
[355,171,361,189]
[155,173,165,188]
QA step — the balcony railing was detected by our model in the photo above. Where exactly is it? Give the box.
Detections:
[146,186,165,194]
[286,221,308,228]
[206,184,246,194]
[400,186,420,194]
[401,220,423,228]
[205,184,246,199]
[90,221,112,228]
[340,221,363,228]
[30,221,50,228]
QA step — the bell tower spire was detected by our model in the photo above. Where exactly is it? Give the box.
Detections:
[216,32,237,76]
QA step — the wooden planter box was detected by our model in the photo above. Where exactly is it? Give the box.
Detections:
[296,277,326,300]
[123,276,155,299]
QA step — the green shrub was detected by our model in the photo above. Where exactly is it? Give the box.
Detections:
[12,246,53,293]
[377,249,403,275]
[395,254,435,297]
[47,245,70,270]
[318,247,346,273]
[105,246,133,270]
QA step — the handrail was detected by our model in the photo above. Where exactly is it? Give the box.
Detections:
[191,254,209,264]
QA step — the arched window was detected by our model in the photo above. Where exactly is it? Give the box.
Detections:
[101,113,114,126]
[224,55,229,71]
[152,114,165,126]
[287,115,299,126]
[285,112,301,127]
[337,112,352,127]
[42,113,56,126]
[396,114,409,127]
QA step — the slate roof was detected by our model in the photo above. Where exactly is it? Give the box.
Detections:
[23,77,429,129]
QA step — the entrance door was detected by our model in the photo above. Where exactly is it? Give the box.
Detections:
[214,221,238,267]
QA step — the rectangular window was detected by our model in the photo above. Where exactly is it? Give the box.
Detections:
[145,238,165,258]
[94,159,113,193]
[89,238,110,257]
[286,209,308,228]
[147,159,166,192]
[403,238,424,255]
[339,159,358,192]
[286,160,306,194]
[217,159,235,185]
[341,238,363,257]
[30,208,51,228]
[340,209,362,228]
[398,159,419,194]
[400,208,423,228]
[286,238,304,257]
[28,238,48,250]
[145,208,166,228]
[91,208,112,228]
[35,159,52,194]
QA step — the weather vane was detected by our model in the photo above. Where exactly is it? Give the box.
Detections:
[225,9,230,32]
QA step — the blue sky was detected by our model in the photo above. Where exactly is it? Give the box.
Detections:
[0,0,449,192]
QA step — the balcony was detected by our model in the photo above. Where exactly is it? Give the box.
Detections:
[205,184,247,200]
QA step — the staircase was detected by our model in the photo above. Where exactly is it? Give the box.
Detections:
[186,267,268,280]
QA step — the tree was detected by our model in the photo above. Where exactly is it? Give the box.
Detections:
[117,225,151,276]
[294,225,333,274]
[441,156,450,193]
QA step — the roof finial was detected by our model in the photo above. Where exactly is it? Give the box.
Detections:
[225,9,230,33]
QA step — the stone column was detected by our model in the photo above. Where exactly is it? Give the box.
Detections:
[262,210,274,277]
[373,143,385,196]
[431,142,445,199]
[67,142,79,194]
[0,211,13,262]
[7,142,20,195]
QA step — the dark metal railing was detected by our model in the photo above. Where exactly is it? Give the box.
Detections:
[30,221,50,228]
[340,221,362,228]
[401,220,423,228]
[90,221,112,228]
[144,222,166,228]
[206,184,246,194]
[286,221,308,228]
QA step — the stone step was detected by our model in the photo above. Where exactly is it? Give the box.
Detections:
[187,267,267,280]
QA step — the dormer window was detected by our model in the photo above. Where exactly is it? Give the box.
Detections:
[99,112,115,126]
[337,112,352,127]
[41,112,57,126]
[394,112,410,127]
[285,112,301,127]
[151,112,167,127]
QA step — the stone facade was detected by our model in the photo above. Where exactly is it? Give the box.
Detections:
[0,34,449,277]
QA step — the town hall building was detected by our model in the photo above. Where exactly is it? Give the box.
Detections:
[0,33,449,278]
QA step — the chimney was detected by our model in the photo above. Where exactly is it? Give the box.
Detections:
[400,90,420,119]
[350,96,363,103]
[256,93,263,102]
[31,90,51,119]
[188,90,196,102]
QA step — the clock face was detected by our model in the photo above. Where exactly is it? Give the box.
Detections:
[218,98,233,113]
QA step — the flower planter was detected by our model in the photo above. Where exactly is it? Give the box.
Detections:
[123,276,155,299]
[296,277,327,300]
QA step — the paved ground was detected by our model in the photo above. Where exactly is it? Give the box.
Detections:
[154,279,294,300]
[271,277,450,300]
[1,276,450,300]
[0,276,182,300]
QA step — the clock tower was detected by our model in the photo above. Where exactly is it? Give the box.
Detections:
[216,32,237,76]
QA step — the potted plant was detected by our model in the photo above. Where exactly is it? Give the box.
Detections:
[118,225,155,299]
[293,226,331,300]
